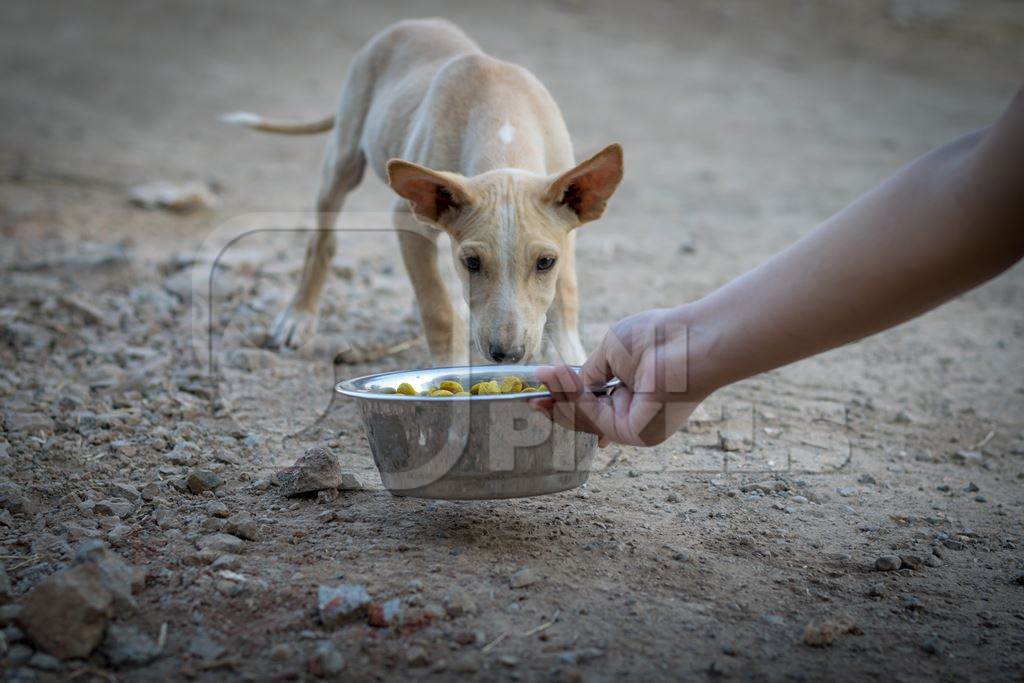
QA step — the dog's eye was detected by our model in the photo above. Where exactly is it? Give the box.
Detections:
[536,256,556,272]
[463,256,481,273]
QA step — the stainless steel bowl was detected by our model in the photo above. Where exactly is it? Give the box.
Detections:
[336,364,616,500]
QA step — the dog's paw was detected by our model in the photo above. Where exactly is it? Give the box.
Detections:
[268,306,318,349]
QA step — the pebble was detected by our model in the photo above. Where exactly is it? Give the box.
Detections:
[225,512,260,541]
[444,589,478,618]
[874,555,902,572]
[269,643,293,661]
[718,432,746,452]
[277,447,361,497]
[920,636,945,655]
[975,495,987,503]
[205,501,229,518]
[558,647,604,665]
[677,239,697,255]
[666,491,681,503]
[187,630,225,661]
[510,567,539,588]
[836,487,856,497]
[211,554,242,571]
[367,599,403,627]
[309,640,344,676]
[195,533,245,554]
[497,654,519,667]
[1009,571,1024,586]
[802,613,858,646]
[406,645,431,667]
[29,652,62,671]
[857,474,876,485]
[318,584,371,627]
[899,555,924,570]
[186,470,223,494]
[101,623,161,668]
[964,482,980,492]
[942,539,965,551]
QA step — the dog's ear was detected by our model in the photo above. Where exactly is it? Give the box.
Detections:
[544,143,623,226]
[387,159,474,228]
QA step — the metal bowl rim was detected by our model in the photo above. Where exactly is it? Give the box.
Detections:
[335,364,619,402]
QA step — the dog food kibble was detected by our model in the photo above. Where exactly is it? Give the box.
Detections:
[381,376,544,396]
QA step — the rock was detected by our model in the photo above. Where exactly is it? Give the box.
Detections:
[894,410,913,424]
[269,643,293,661]
[186,470,223,494]
[444,590,478,618]
[211,554,242,571]
[92,499,135,518]
[17,563,113,659]
[802,613,858,646]
[367,599,404,627]
[406,645,431,667]
[902,595,923,611]
[140,482,160,501]
[225,512,260,541]
[0,603,23,626]
[677,239,697,255]
[964,482,980,492]
[899,554,924,570]
[73,541,136,613]
[205,501,229,518]
[666,491,681,503]
[920,635,945,655]
[152,507,179,530]
[129,180,217,213]
[558,648,604,665]
[29,651,63,671]
[673,550,692,562]
[8,643,33,665]
[718,431,747,452]
[277,447,361,497]
[195,533,245,554]
[942,539,965,551]
[497,654,519,667]
[857,474,876,485]
[164,441,198,465]
[975,495,987,503]
[3,412,54,434]
[740,480,789,495]
[200,517,224,533]
[1009,571,1024,586]
[101,623,161,668]
[308,640,345,677]
[187,630,225,661]
[953,450,983,463]
[510,567,539,589]
[0,565,11,603]
[318,584,371,627]
[874,555,902,572]
[836,486,856,497]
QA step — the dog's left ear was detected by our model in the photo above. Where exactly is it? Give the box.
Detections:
[544,143,624,226]
[387,159,474,229]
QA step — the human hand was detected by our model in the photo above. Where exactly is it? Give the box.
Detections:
[529,307,709,447]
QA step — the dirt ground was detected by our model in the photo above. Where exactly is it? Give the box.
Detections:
[2,1,1024,681]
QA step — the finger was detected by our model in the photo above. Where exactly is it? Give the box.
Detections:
[540,365,584,403]
[580,333,614,390]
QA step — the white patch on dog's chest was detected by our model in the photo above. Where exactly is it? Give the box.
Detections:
[498,122,515,145]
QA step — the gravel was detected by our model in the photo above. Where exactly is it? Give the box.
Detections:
[874,556,902,572]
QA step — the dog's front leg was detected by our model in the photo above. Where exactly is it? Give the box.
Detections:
[395,210,468,365]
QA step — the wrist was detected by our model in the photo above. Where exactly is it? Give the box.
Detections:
[663,301,724,401]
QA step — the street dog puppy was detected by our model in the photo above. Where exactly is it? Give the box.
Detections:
[224,19,623,365]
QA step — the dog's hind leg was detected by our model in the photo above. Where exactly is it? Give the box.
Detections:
[269,55,373,349]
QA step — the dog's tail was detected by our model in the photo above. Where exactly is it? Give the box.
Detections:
[220,111,335,135]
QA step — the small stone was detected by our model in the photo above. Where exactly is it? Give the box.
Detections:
[718,432,746,452]
[673,550,691,563]
[3,412,55,434]
[920,636,945,655]
[936,484,950,492]
[558,647,604,665]
[140,482,160,501]
[677,239,697,255]
[187,630,225,661]
[129,180,217,213]
[17,563,114,659]
[205,501,229,518]
[894,410,913,424]
[307,643,344,679]
[802,613,858,646]
[875,555,902,571]
[277,447,361,497]
[211,554,242,571]
[666,491,681,503]
[367,599,403,627]
[101,623,161,668]
[29,651,63,671]
[942,539,965,551]
[165,441,198,465]
[8,642,33,665]
[857,474,876,485]
[510,567,539,588]
[899,555,924,570]
[964,482,980,493]
[975,495,987,503]
[497,654,519,667]
[269,643,293,661]
[224,512,260,541]
[195,533,245,554]
[186,470,223,495]
[902,595,923,611]
[836,486,856,497]
[318,585,371,627]
[1009,571,1024,586]
[406,645,431,667]
[444,590,478,618]
[953,450,983,463]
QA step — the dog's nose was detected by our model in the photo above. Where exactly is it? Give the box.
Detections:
[488,344,525,363]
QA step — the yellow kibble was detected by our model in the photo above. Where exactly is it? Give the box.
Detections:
[376,386,397,394]
[536,384,547,392]
[455,391,471,396]
[428,389,454,397]
[438,380,464,394]
[520,386,538,393]
[396,382,417,396]
[476,380,501,395]
[500,376,524,394]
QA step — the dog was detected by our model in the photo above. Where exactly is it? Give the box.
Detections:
[224,18,623,365]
